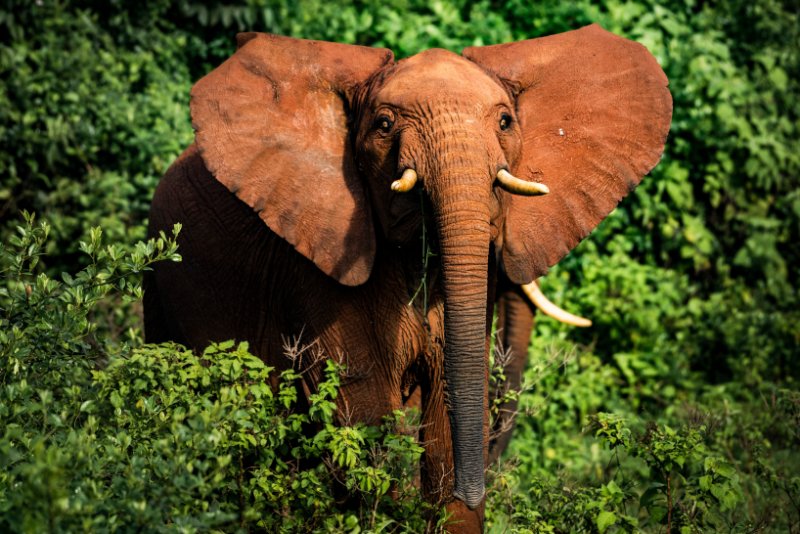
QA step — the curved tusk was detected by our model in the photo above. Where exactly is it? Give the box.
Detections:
[497,169,549,196]
[521,280,592,327]
[391,168,418,192]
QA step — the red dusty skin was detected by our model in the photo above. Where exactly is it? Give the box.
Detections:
[152,26,673,533]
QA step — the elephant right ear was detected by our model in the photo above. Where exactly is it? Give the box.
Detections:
[191,34,394,286]
[464,25,672,284]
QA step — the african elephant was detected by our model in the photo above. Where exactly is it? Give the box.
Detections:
[145,24,671,531]
[489,275,591,464]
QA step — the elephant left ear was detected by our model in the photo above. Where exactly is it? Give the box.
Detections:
[463,24,672,284]
[191,33,393,286]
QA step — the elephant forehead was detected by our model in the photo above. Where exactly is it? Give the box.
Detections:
[375,49,508,109]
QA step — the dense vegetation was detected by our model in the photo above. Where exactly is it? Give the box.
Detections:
[1,0,797,531]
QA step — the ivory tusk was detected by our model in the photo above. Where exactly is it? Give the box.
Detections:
[496,169,549,196]
[391,168,418,192]
[521,280,592,327]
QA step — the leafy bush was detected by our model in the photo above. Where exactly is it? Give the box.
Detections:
[1,0,798,531]
[0,216,433,532]
[0,2,194,262]
[486,343,799,532]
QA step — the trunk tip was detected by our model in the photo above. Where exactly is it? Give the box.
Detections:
[453,483,485,510]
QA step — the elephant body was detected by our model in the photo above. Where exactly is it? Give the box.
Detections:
[146,144,486,524]
[146,25,671,532]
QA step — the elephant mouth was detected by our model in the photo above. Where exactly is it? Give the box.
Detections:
[401,193,441,304]
[388,188,438,241]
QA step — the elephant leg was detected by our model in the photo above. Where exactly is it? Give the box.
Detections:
[444,500,484,534]
[488,281,535,464]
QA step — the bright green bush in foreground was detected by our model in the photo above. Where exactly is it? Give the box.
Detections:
[486,342,799,533]
[1,0,798,532]
[2,215,798,532]
[0,217,433,532]
[0,218,437,532]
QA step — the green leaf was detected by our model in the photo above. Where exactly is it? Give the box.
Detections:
[768,67,788,91]
[596,510,617,533]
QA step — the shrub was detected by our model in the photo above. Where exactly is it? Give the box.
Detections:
[2,0,798,530]
[0,2,193,264]
[0,215,433,532]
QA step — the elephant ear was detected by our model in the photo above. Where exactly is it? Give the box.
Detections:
[463,24,672,284]
[191,33,394,286]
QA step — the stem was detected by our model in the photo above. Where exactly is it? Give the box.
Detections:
[238,448,245,529]
[370,489,379,528]
[613,448,628,516]
[666,469,672,534]
[408,190,435,318]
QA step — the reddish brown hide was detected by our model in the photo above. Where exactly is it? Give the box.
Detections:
[146,25,671,532]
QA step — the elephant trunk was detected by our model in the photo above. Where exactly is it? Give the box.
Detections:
[429,174,491,510]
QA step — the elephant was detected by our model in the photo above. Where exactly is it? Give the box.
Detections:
[145,24,671,531]
[489,275,591,464]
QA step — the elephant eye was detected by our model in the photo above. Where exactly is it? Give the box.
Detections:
[499,113,513,131]
[374,115,394,133]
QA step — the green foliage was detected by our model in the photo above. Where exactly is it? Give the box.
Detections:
[0,1,194,259]
[489,412,749,532]
[0,217,431,532]
[486,342,799,531]
[0,211,182,355]
[1,0,798,531]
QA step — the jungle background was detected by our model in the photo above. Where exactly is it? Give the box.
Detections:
[1,0,798,532]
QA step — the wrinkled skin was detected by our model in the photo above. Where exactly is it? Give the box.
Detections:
[145,25,671,532]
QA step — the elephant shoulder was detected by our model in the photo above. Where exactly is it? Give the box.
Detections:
[150,144,244,235]
[152,144,212,210]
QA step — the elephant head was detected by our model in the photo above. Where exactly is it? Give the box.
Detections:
[189,26,671,509]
